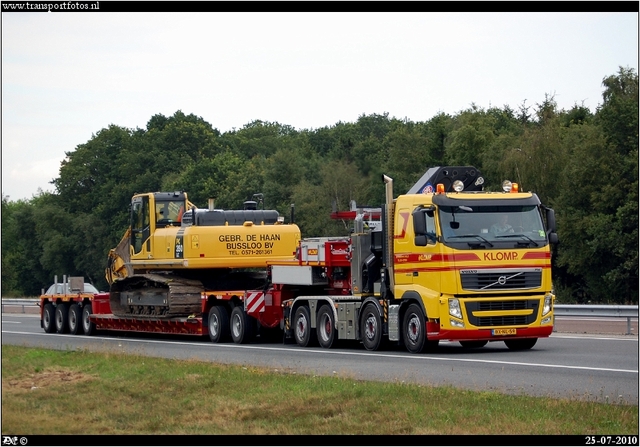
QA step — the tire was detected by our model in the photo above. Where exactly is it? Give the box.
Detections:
[460,340,488,348]
[293,305,317,347]
[68,304,82,335]
[230,306,254,344]
[55,303,69,334]
[505,338,538,350]
[360,303,382,351]
[43,303,55,333]
[316,305,337,349]
[208,306,230,343]
[402,303,438,353]
[82,304,96,336]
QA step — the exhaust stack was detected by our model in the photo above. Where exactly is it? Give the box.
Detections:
[383,175,395,291]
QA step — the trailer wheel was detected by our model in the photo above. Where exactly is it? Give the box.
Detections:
[43,303,55,333]
[208,306,230,343]
[361,303,382,351]
[55,303,69,334]
[460,340,488,348]
[402,303,438,353]
[316,305,337,349]
[82,304,96,336]
[230,306,254,344]
[68,304,82,335]
[293,305,317,347]
[504,338,537,350]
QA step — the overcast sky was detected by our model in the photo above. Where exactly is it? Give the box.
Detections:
[2,10,638,201]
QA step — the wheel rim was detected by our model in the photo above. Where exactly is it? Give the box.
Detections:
[44,309,51,328]
[296,313,307,340]
[364,313,377,341]
[406,313,421,344]
[82,310,90,332]
[210,313,219,337]
[56,309,63,328]
[70,311,77,330]
[319,313,331,341]
[232,313,241,338]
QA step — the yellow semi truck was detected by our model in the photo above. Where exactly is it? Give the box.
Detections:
[269,166,558,352]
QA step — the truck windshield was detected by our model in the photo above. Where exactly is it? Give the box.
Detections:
[438,205,546,245]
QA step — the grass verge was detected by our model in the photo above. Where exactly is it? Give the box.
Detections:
[1,345,637,435]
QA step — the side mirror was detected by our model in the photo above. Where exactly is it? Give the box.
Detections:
[412,207,427,235]
[545,207,556,232]
[415,235,427,247]
[549,232,559,244]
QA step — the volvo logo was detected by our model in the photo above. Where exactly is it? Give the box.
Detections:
[498,275,507,285]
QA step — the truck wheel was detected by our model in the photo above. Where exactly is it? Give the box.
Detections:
[460,340,488,348]
[361,303,382,351]
[402,303,439,353]
[82,304,96,336]
[293,305,317,347]
[208,306,230,343]
[68,304,82,335]
[43,303,55,333]
[316,305,337,349]
[230,306,254,344]
[504,338,537,350]
[55,303,69,334]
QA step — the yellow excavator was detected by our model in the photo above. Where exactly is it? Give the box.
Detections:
[106,191,300,318]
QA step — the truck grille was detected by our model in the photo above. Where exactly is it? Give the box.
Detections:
[464,300,540,327]
[477,300,527,311]
[460,268,542,291]
[475,316,529,326]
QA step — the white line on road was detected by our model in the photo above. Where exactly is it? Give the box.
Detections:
[3,329,637,374]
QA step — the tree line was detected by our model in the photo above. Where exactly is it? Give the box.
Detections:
[2,67,637,304]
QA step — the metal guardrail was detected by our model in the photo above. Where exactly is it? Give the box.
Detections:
[1,298,40,313]
[554,304,638,335]
[2,299,638,334]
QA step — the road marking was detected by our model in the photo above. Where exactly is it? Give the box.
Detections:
[3,329,638,374]
[551,334,638,341]
[555,317,638,322]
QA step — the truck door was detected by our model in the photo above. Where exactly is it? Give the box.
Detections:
[131,195,151,257]
[411,208,441,293]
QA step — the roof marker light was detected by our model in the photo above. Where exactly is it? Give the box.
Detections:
[502,180,512,192]
[452,180,464,192]
[436,183,445,194]
[511,182,519,193]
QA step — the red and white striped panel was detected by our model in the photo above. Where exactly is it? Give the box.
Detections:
[245,291,265,314]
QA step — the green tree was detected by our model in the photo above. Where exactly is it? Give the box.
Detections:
[554,67,638,304]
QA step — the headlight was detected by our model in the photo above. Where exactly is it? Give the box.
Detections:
[542,293,553,316]
[449,298,462,319]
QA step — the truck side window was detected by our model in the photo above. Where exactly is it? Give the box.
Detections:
[425,212,436,244]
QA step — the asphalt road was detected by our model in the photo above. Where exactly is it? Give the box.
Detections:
[2,312,638,405]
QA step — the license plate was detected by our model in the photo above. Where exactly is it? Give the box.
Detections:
[492,328,517,336]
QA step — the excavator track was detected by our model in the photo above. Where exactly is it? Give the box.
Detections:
[109,274,203,318]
